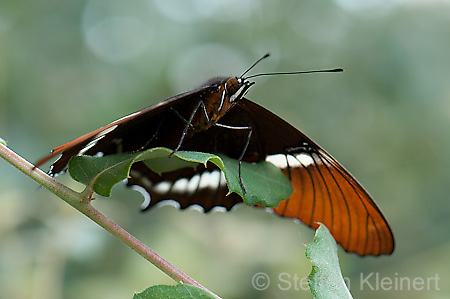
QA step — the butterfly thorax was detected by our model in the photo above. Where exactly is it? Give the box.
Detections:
[191,77,254,132]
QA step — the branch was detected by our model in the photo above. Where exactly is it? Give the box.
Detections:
[0,141,221,299]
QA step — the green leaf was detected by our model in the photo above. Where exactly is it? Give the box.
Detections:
[69,152,137,196]
[305,224,353,299]
[0,137,6,146]
[218,155,292,206]
[146,149,222,175]
[140,149,214,175]
[133,284,215,299]
[68,147,293,207]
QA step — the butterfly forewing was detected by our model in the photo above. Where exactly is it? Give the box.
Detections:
[35,85,222,174]
[235,99,394,255]
[271,152,394,256]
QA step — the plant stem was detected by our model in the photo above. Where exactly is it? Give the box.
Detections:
[0,142,221,298]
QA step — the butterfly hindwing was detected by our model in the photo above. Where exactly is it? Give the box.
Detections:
[128,161,243,212]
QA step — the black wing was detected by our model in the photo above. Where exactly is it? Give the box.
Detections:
[35,85,219,174]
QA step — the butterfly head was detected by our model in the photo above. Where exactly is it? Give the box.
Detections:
[225,77,254,104]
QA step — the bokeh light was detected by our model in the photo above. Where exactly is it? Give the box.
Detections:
[1,0,450,298]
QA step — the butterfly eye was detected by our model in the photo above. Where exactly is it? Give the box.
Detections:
[225,77,239,95]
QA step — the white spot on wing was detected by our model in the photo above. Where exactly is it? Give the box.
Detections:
[129,170,153,189]
[113,111,141,123]
[295,153,315,167]
[155,199,181,209]
[219,171,227,186]
[96,125,118,138]
[78,137,102,155]
[187,174,201,194]
[199,170,222,189]
[152,170,225,196]
[153,181,171,194]
[266,153,315,169]
[78,125,118,156]
[129,169,230,211]
[211,206,228,213]
[266,154,288,168]
[94,152,104,157]
[131,185,151,210]
[188,204,206,213]
[49,155,64,176]
[172,178,189,193]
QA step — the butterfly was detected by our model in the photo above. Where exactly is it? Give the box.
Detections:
[35,54,394,256]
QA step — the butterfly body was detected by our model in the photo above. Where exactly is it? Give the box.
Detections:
[35,64,394,256]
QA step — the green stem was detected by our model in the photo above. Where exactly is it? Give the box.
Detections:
[0,142,221,299]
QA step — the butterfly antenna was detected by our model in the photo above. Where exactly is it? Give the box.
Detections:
[245,68,343,79]
[239,53,271,78]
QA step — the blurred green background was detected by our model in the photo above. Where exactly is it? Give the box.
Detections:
[1,0,449,298]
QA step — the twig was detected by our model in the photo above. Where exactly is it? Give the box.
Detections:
[0,142,221,299]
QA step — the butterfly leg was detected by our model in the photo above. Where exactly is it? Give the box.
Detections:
[169,101,210,157]
[169,107,194,128]
[214,123,252,194]
[136,112,170,152]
